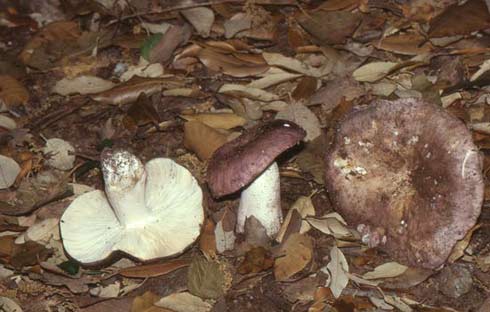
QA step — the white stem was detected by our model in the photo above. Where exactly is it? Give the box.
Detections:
[237,162,282,238]
[102,151,152,228]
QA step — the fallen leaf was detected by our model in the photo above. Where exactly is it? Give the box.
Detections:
[298,10,361,45]
[52,75,116,96]
[0,115,17,130]
[296,135,327,184]
[353,62,398,82]
[0,296,23,312]
[274,233,313,281]
[276,196,315,243]
[147,24,192,64]
[187,256,230,299]
[237,246,274,274]
[325,245,349,298]
[224,13,252,38]
[43,138,76,171]
[218,84,280,101]
[155,292,212,312]
[362,262,408,280]
[247,68,302,89]
[214,208,236,253]
[262,52,332,77]
[0,75,29,109]
[181,113,247,129]
[91,77,183,105]
[16,218,59,244]
[131,291,162,312]
[183,121,228,160]
[197,48,268,77]
[119,259,190,278]
[181,7,215,38]
[0,155,20,189]
[429,0,490,38]
[275,102,322,141]
[447,223,481,263]
[292,76,318,101]
[120,60,164,82]
[377,33,432,55]
[199,218,217,259]
[306,213,358,240]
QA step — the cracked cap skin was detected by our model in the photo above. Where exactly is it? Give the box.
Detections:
[207,119,306,198]
[325,98,484,269]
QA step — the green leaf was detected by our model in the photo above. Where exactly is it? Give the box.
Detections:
[140,34,163,61]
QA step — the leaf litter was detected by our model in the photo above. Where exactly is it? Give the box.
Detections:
[0,0,489,311]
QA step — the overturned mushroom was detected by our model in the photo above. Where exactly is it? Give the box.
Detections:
[207,120,306,237]
[325,98,483,269]
[60,149,204,264]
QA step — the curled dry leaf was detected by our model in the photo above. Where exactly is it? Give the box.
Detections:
[181,7,215,38]
[362,262,408,280]
[353,62,399,82]
[181,113,247,129]
[276,196,315,243]
[247,68,302,89]
[0,155,20,189]
[147,24,192,64]
[199,218,217,259]
[219,84,280,102]
[0,296,23,312]
[274,233,313,281]
[377,33,432,56]
[325,245,349,298]
[262,52,332,77]
[43,138,76,171]
[197,48,269,77]
[224,13,252,38]
[0,75,29,109]
[155,292,212,312]
[91,77,183,105]
[119,259,190,278]
[187,256,231,299]
[183,121,228,160]
[52,75,116,96]
[275,102,322,141]
[0,115,17,130]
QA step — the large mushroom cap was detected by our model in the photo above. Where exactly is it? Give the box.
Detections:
[60,154,203,264]
[207,120,306,197]
[325,98,483,269]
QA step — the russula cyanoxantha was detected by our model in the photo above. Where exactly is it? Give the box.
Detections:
[60,149,204,264]
[207,120,306,237]
[325,98,483,269]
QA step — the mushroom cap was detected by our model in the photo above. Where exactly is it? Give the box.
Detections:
[60,158,204,263]
[207,120,306,197]
[325,98,483,269]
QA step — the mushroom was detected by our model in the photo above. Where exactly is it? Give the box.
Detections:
[60,149,204,264]
[325,98,483,269]
[207,120,306,237]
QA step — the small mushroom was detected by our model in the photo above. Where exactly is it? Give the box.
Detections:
[207,120,306,237]
[325,98,483,269]
[60,149,204,264]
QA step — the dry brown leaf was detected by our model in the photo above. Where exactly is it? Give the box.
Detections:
[325,245,349,298]
[237,246,274,274]
[91,77,183,105]
[0,75,29,110]
[292,76,318,101]
[353,62,399,82]
[181,7,215,38]
[214,208,236,253]
[119,259,190,278]
[131,291,167,312]
[224,13,252,38]
[19,21,80,68]
[447,223,481,263]
[276,196,315,243]
[315,0,360,11]
[199,218,217,259]
[429,0,490,38]
[219,84,280,101]
[377,33,433,55]
[149,24,192,64]
[262,52,332,77]
[52,75,115,96]
[275,102,322,141]
[155,292,212,312]
[298,10,361,45]
[362,262,408,280]
[183,121,228,160]
[197,48,268,77]
[181,113,246,129]
[274,233,313,281]
[0,155,20,189]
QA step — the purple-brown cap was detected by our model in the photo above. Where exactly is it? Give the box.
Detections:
[207,120,306,198]
[325,98,483,269]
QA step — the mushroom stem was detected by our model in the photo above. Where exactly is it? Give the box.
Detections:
[237,162,282,237]
[102,150,152,228]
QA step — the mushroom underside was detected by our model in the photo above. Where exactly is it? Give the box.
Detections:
[325,99,483,269]
[60,158,203,264]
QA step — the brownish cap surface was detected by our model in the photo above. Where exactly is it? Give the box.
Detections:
[325,98,483,269]
[207,120,306,197]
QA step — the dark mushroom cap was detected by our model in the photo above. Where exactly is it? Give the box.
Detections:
[325,98,483,269]
[207,120,306,197]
